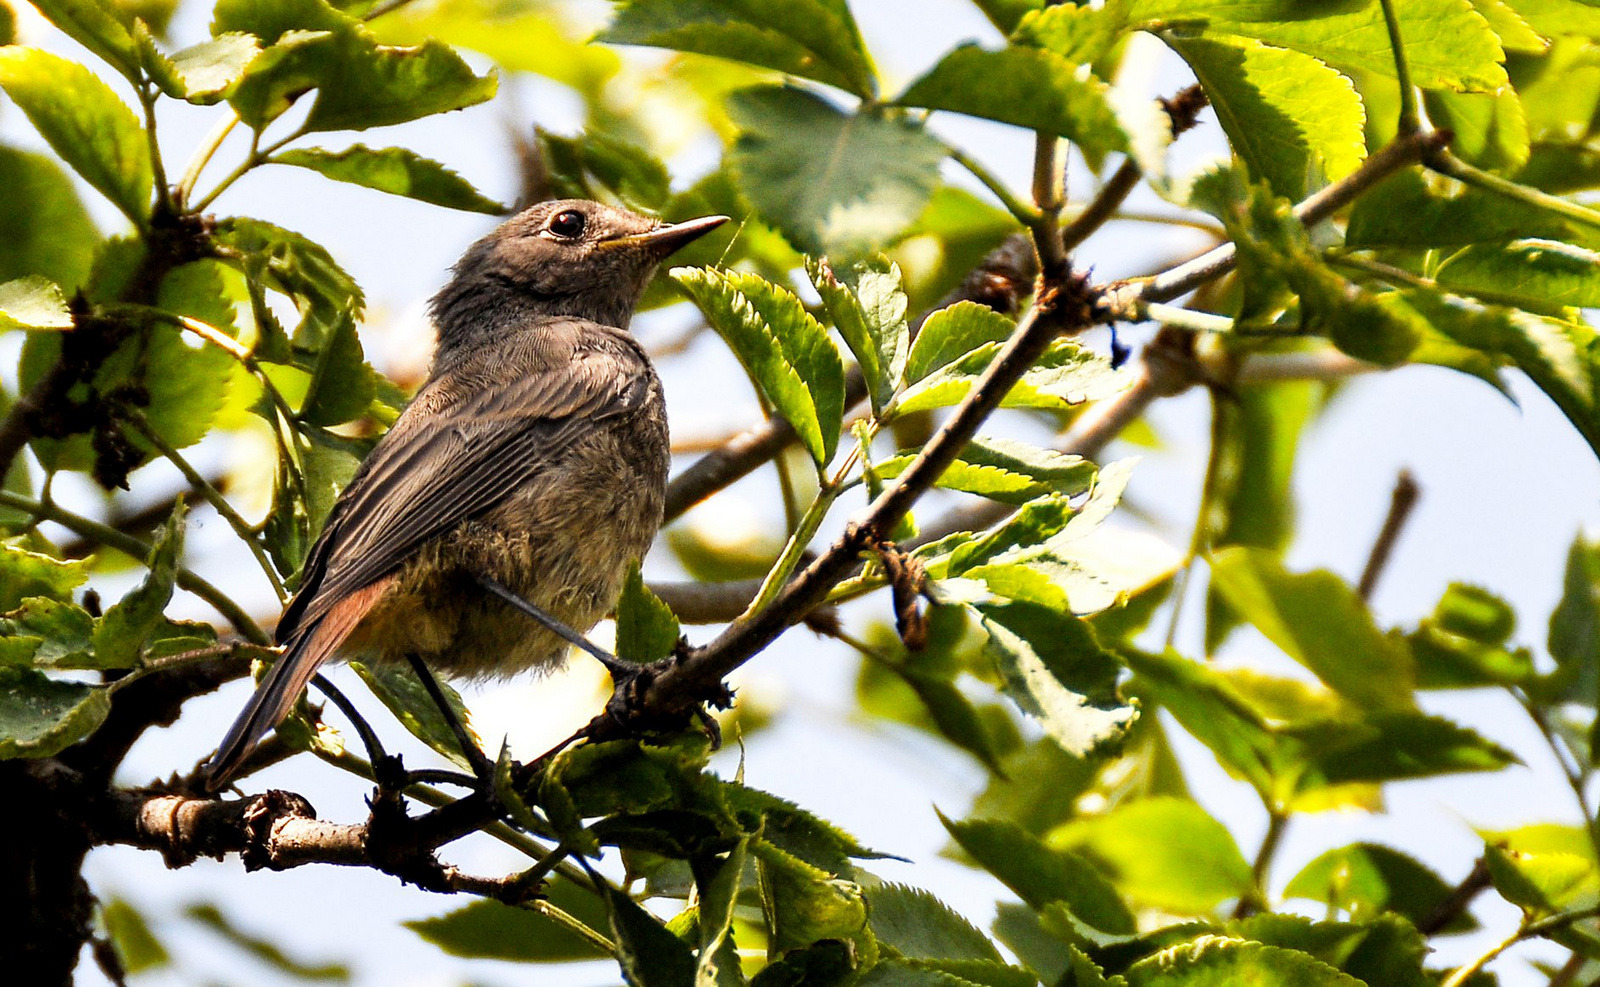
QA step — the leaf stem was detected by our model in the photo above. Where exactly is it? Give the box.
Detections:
[947,145,1041,225]
[176,112,241,210]
[125,413,288,601]
[742,448,860,620]
[137,81,175,221]
[1235,810,1289,919]
[1144,302,1234,334]
[0,490,270,645]
[1377,0,1419,135]
[1441,907,1600,987]
[1031,133,1067,276]
[1426,149,1600,232]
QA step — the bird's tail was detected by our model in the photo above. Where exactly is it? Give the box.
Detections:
[203,579,390,791]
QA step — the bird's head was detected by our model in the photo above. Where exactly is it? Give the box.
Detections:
[430,199,727,354]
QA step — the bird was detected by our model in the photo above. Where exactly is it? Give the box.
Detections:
[203,199,728,791]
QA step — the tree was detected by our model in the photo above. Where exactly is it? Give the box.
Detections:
[2,0,1599,983]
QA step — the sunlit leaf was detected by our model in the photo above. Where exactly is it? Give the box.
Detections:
[0,277,73,332]
[272,145,503,213]
[0,666,110,759]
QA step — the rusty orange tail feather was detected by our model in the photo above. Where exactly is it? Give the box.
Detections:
[203,578,394,791]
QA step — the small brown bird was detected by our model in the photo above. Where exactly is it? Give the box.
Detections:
[204,200,727,790]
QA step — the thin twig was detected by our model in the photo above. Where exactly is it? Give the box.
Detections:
[1357,470,1420,601]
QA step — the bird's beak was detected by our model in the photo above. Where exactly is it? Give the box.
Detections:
[601,214,730,255]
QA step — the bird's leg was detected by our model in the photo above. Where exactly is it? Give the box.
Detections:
[403,652,497,787]
[475,573,641,681]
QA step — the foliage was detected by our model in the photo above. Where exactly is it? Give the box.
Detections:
[2,0,1600,984]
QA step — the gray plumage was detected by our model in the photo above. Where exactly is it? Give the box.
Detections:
[204,200,727,790]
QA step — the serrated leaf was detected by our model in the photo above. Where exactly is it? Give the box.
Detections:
[1284,843,1479,933]
[869,884,1004,964]
[0,146,98,293]
[1347,171,1573,248]
[894,337,1125,417]
[1299,711,1519,784]
[693,837,749,987]
[350,659,480,769]
[0,542,91,613]
[1435,238,1600,313]
[1049,797,1253,914]
[1424,87,1531,172]
[1411,582,1534,689]
[1209,547,1416,710]
[617,563,679,664]
[941,812,1135,935]
[27,0,141,81]
[598,0,878,98]
[728,86,946,260]
[896,44,1128,162]
[1486,845,1599,918]
[406,892,611,961]
[977,601,1137,758]
[0,277,73,331]
[1141,0,1509,93]
[809,255,909,415]
[0,598,96,669]
[1166,36,1365,199]
[672,266,844,467]
[273,145,503,213]
[0,48,152,224]
[1550,534,1600,706]
[296,308,374,427]
[230,26,496,133]
[93,503,186,669]
[0,666,110,758]
[906,301,1016,384]
[754,840,872,957]
[139,28,261,104]
[1012,1,1131,64]
[537,129,670,211]
[211,0,353,44]
[1124,935,1364,986]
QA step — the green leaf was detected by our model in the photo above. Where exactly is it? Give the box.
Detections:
[0,47,152,224]
[1012,1,1131,64]
[672,266,844,467]
[869,884,1003,964]
[0,666,110,758]
[405,892,611,961]
[230,26,497,133]
[973,0,1047,34]
[750,940,857,986]
[1208,547,1416,711]
[0,277,73,332]
[725,784,891,875]
[0,598,96,669]
[727,86,946,260]
[1550,534,1600,706]
[350,659,480,769]
[894,337,1125,417]
[211,0,353,44]
[1435,238,1600,313]
[1049,797,1253,914]
[896,44,1129,161]
[139,28,261,104]
[977,601,1137,759]
[617,564,680,663]
[0,542,91,612]
[27,0,142,81]
[0,146,99,293]
[941,812,1136,935]
[1301,711,1518,784]
[809,255,910,415]
[906,301,1016,384]
[271,144,503,213]
[1410,583,1535,689]
[692,838,749,987]
[1166,35,1365,199]
[215,217,365,356]
[1423,88,1531,172]
[1347,171,1573,248]
[875,439,1095,506]
[183,903,351,981]
[1486,845,1599,918]
[753,840,872,957]
[93,503,186,669]
[1189,166,1424,364]
[537,129,670,212]
[1284,843,1479,933]
[101,899,171,974]
[598,0,878,98]
[854,963,985,986]
[1148,0,1510,93]
[296,308,374,427]
[1123,935,1365,986]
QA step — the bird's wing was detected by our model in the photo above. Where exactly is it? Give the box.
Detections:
[276,327,654,645]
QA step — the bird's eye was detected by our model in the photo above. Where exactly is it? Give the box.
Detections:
[548,209,586,239]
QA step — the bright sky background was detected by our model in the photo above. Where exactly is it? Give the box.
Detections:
[5,0,1599,983]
